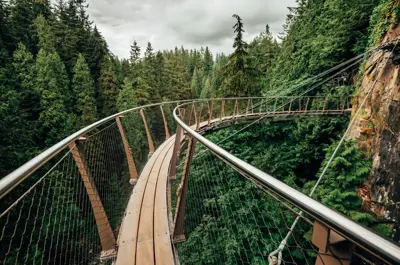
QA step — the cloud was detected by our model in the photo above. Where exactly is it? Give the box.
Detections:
[85,0,296,58]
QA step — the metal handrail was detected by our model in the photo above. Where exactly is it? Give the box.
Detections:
[0,99,200,199]
[0,96,277,199]
[173,101,400,265]
[0,96,352,199]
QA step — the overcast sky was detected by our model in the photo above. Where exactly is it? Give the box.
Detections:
[84,0,296,58]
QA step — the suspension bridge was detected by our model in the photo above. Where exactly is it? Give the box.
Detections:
[1,95,399,265]
[2,44,400,265]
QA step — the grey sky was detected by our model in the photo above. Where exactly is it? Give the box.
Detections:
[85,0,296,58]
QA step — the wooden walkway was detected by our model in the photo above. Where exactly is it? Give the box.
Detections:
[115,108,352,265]
[116,136,176,265]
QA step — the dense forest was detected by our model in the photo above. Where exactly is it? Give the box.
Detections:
[1,0,399,264]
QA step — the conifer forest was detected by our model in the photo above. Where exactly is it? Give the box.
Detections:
[1,0,400,264]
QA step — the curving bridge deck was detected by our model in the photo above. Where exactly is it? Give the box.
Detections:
[3,96,400,265]
[115,109,352,265]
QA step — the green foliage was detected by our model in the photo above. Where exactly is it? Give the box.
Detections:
[98,55,118,117]
[219,14,261,97]
[72,53,97,126]
[306,140,374,224]
[266,0,379,95]
[35,49,75,145]
[368,0,400,46]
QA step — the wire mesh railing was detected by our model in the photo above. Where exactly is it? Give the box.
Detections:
[0,101,187,265]
[173,99,400,265]
[0,96,359,265]
[176,146,323,264]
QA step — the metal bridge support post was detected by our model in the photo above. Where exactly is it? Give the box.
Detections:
[233,99,238,118]
[169,125,182,182]
[220,100,225,120]
[246,99,251,116]
[208,101,213,125]
[312,221,352,265]
[305,97,310,112]
[140,108,155,158]
[69,140,116,257]
[116,116,138,184]
[322,97,328,113]
[170,107,187,181]
[196,103,203,130]
[172,137,196,243]
[160,105,170,140]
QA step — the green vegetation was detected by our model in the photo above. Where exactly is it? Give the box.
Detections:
[1,0,399,264]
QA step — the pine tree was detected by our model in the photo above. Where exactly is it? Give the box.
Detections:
[130,40,141,65]
[203,46,213,75]
[72,53,97,125]
[35,49,74,145]
[117,77,137,111]
[200,76,212,98]
[98,55,118,117]
[220,14,260,97]
[154,51,167,98]
[190,67,202,98]
[12,43,39,122]
[34,14,56,53]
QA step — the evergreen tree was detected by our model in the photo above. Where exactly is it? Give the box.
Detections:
[12,43,39,122]
[34,14,56,53]
[117,77,137,110]
[200,76,212,98]
[220,14,260,97]
[203,46,213,75]
[190,67,202,98]
[154,51,167,98]
[72,53,97,125]
[98,55,118,117]
[35,49,74,145]
[130,40,141,65]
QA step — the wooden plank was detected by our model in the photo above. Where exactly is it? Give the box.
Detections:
[136,140,175,265]
[154,144,175,265]
[115,137,175,265]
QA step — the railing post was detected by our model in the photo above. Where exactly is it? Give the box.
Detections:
[116,116,138,184]
[305,97,310,112]
[187,104,194,128]
[299,97,302,112]
[208,101,213,125]
[233,99,238,117]
[322,97,328,113]
[196,103,203,130]
[273,97,277,113]
[265,97,269,114]
[288,97,293,113]
[172,137,196,243]
[246,99,251,116]
[69,139,116,257]
[312,221,352,265]
[220,100,225,120]
[160,105,170,140]
[341,97,346,113]
[251,98,254,114]
[169,125,182,182]
[282,97,284,112]
[140,108,155,158]
[259,99,263,114]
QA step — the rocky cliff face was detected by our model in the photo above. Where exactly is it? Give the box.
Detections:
[350,24,400,221]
